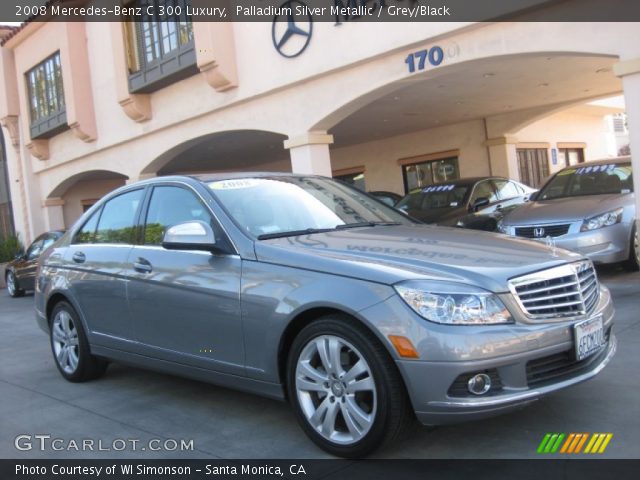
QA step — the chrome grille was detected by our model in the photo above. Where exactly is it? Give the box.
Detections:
[509,261,599,319]
[514,224,571,238]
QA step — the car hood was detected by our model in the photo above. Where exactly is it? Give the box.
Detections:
[254,224,582,292]
[405,206,466,225]
[503,194,632,225]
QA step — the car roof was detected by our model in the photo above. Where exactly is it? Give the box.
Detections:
[189,172,310,183]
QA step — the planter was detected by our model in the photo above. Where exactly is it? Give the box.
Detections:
[0,263,6,289]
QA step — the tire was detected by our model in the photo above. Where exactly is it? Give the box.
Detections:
[49,301,108,382]
[6,271,24,298]
[623,225,639,272]
[286,315,412,458]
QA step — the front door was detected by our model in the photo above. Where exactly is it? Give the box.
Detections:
[126,184,244,376]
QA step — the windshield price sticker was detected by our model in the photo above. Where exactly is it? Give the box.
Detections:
[209,179,261,190]
[423,185,455,193]
[575,164,616,175]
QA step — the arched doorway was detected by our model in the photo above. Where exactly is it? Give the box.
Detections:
[140,130,289,177]
[47,170,129,228]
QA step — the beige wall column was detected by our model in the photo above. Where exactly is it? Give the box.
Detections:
[284,132,334,177]
[614,58,640,233]
[484,136,519,180]
[43,198,65,231]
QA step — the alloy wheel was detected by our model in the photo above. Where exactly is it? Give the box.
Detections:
[52,309,80,374]
[634,230,640,265]
[295,335,377,445]
[6,272,16,296]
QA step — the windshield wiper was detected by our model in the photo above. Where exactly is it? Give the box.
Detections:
[257,228,336,240]
[335,221,402,230]
[257,222,402,240]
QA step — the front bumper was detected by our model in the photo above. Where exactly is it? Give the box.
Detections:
[504,222,631,264]
[402,334,616,425]
[359,283,615,426]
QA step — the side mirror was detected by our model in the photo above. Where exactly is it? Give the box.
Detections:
[14,251,25,260]
[470,197,490,212]
[527,191,539,202]
[162,221,217,252]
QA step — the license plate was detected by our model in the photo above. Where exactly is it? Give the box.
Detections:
[574,316,605,361]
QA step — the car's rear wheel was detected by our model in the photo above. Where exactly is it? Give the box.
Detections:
[286,315,412,458]
[624,225,639,272]
[50,301,108,382]
[6,271,24,298]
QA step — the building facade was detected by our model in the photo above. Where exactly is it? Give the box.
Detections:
[1,9,639,243]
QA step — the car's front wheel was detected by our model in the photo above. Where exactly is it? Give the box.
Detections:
[287,315,412,458]
[6,271,24,298]
[50,301,108,382]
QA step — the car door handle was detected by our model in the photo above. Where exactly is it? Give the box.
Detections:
[72,252,86,264]
[133,258,152,274]
[495,204,503,210]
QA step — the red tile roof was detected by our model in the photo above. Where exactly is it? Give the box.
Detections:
[0,0,65,46]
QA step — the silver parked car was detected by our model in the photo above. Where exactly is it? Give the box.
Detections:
[499,158,637,270]
[36,173,616,457]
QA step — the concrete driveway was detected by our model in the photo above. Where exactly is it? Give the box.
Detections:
[1,268,638,459]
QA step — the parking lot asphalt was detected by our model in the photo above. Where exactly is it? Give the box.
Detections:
[0,267,638,460]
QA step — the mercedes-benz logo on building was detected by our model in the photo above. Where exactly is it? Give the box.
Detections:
[272,0,313,58]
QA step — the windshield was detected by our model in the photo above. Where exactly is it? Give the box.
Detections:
[207,176,412,239]
[396,184,469,211]
[538,163,633,201]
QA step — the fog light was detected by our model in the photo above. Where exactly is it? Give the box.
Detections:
[467,373,491,395]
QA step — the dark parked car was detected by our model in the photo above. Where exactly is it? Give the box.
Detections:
[368,191,402,207]
[5,230,64,297]
[396,177,536,230]
[36,174,614,457]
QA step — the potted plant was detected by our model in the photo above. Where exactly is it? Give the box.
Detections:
[0,234,23,289]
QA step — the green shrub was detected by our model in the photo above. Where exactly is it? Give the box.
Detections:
[0,234,23,263]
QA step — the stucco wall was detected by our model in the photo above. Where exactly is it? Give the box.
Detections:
[330,119,490,194]
[516,109,614,174]
[61,178,125,228]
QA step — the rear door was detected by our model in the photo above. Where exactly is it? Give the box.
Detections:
[125,183,244,376]
[64,189,144,344]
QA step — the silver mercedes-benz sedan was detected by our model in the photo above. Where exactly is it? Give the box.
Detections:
[35,173,615,457]
[499,158,637,270]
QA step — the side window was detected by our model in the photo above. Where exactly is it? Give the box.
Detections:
[144,186,213,245]
[95,190,144,244]
[74,208,101,244]
[469,181,498,204]
[494,180,520,200]
[41,236,57,251]
[26,239,45,260]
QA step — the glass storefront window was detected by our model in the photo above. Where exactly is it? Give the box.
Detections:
[402,157,459,193]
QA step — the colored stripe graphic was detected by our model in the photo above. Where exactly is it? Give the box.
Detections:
[539,433,613,454]
[585,433,614,454]
[537,433,565,453]
[537,433,552,453]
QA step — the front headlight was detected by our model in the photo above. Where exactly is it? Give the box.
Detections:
[394,281,513,325]
[580,207,623,232]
